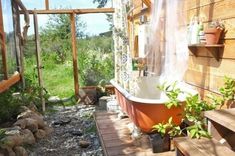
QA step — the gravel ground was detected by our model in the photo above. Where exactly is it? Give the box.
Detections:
[27,105,103,156]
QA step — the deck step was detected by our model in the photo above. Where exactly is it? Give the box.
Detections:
[174,137,235,156]
[204,108,235,132]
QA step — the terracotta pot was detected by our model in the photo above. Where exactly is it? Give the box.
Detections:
[204,28,222,44]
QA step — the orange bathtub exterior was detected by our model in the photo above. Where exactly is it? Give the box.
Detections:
[115,88,184,133]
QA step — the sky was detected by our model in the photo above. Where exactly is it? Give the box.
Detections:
[21,0,112,35]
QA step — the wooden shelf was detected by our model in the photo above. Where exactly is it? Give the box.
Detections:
[188,44,224,61]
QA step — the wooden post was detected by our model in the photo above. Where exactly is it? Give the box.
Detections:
[45,0,49,10]
[70,12,79,98]
[0,0,8,80]
[33,10,46,112]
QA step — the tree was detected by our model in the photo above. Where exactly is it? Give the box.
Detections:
[93,0,109,8]
[40,14,87,63]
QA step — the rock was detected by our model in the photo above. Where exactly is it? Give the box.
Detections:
[25,118,38,133]
[21,129,35,145]
[2,134,23,149]
[17,109,43,121]
[79,140,90,148]
[69,130,83,136]
[13,120,27,129]
[48,96,61,103]
[43,126,53,135]
[34,129,46,140]
[13,146,28,156]
[5,147,16,156]
[0,148,7,156]
[52,118,71,126]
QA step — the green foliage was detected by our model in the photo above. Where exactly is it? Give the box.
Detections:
[0,129,6,145]
[152,117,181,137]
[157,82,182,109]
[219,76,235,101]
[207,76,235,108]
[187,121,210,139]
[0,72,50,123]
[183,94,214,139]
[78,36,114,86]
[40,14,86,64]
[184,94,215,123]
[157,81,216,139]
[93,0,109,8]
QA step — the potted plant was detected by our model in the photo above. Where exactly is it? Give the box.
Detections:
[204,19,225,44]
[149,82,217,153]
[150,117,181,153]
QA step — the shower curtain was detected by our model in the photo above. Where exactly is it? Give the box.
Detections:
[146,0,188,82]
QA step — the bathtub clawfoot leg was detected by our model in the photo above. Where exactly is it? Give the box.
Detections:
[127,123,142,139]
[117,107,128,119]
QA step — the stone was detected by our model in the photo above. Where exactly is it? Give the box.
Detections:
[34,129,46,140]
[52,118,71,126]
[20,111,46,129]
[0,148,7,156]
[2,134,23,148]
[5,147,16,156]
[13,120,27,129]
[48,96,61,103]
[21,129,35,145]
[79,140,90,148]
[43,126,53,135]
[25,118,38,133]
[68,130,83,136]
[13,146,28,156]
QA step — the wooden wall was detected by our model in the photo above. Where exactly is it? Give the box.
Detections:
[184,0,235,98]
[129,0,235,99]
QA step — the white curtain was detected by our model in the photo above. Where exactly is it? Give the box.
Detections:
[146,0,188,82]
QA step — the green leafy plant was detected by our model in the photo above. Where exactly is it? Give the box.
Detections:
[184,94,213,139]
[0,129,6,145]
[157,82,182,109]
[157,81,216,139]
[220,76,235,100]
[152,117,181,137]
[209,19,225,30]
[187,121,210,139]
[207,76,235,108]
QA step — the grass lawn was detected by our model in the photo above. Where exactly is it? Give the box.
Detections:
[25,57,75,98]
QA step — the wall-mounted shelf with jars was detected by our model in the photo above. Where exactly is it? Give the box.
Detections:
[188,44,224,61]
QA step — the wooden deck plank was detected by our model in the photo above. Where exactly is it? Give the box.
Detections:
[174,137,235,156]
[94,111,174,156]
[204,108,235,132]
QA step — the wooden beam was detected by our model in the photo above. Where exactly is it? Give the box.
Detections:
[142,0,151,9]
[45,0,49,10]
[34,11,46,112]
[20,8,115,14]
[0,0,8,80]
[70,12,79,98]
[0,72,21,93]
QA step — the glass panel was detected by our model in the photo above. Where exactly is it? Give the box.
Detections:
[2,0,17,77]
[21,0,45,10]
[50,0,112,9]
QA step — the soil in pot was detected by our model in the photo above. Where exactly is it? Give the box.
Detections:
[204,28,222,44]
[149,133,170,153]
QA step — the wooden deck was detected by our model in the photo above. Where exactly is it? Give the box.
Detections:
[94,111,174,156]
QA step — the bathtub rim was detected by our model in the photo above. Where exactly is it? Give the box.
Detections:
[110,79,198,104]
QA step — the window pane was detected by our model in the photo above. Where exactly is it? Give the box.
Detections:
[2,0,17,77]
